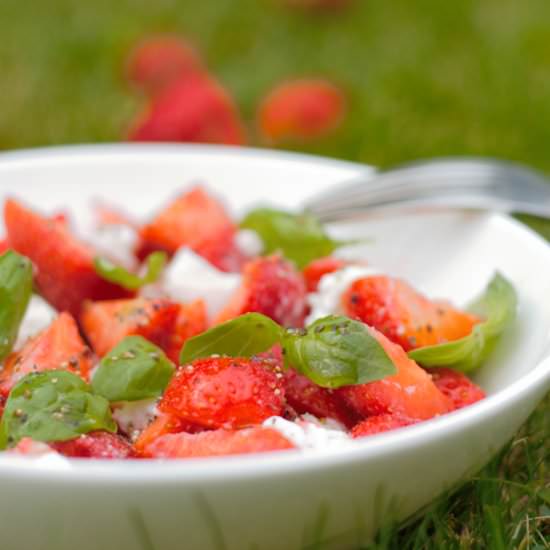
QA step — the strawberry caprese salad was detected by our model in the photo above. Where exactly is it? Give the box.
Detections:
[0,186,516,461]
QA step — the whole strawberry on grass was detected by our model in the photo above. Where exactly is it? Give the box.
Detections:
[258,79,346,142]
[126,35,202,96]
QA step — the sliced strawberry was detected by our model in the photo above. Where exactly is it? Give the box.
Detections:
[0,239,9,256]
[215,255,307,327]
[196,231,248,273]
[4,199,129,316]
[302,256,346,292]
[351,414,416,438]
[337,326,451,421]
[159,356,285,429]
[0,313,94,397]
[140,186,235,259]
[284,369,358,428]
[428,368,486,410]
[9,438,56,456]
[142,427,294,459]
[342,276,480,351]
[80,297,180,357]
[165,300,207,363]
[50,431,135,459]
[128,72,246,145]
[133,412,203,455]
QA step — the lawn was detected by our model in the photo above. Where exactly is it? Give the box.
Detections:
[0,0,549,547]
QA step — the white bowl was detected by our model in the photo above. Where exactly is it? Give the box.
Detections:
[0,144,549,550]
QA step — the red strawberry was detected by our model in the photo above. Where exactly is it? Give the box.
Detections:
[284,369,358,428]
[258,79,345,142]
[302,256,346,292]
[128,72,246,145]
[215,255,307,327]
[159,357,285,429]
[338,326,451,421]
[342,276,480,351]
[351,414,416,438]
[139,186,235,259]
[80,297,180,357]
[50,431,135,459]
[133,412,202,456]
[0,239,9,255]
[0,313,94,397]
[165,300,208,363]
[428,368,486,410]
[4,199,130,316]
[126,35,203,96]
[142,427,294,459]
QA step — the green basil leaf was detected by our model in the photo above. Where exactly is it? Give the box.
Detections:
[282,315,397,388]
[94,251,167,291]
[180,313,283,364]
[92,336,175,402]
[0,250,33,361]
[240,208,350,269]
[0,370,116,449]
[408,273,517,372]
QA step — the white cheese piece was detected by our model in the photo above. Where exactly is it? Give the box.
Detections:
[234,229,264,257]
[86,224,139,271]
[162,247,241,319]
[263,414,352,451]
[112,398,158,440]
[306,265,383,324]
[16,295,57,348]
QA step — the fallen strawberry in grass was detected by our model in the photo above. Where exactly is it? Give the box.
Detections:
[126,35,203,96]
[128,72,246,145]
[258,79,346,142]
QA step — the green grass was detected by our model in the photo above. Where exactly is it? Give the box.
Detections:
[0,0,549,547]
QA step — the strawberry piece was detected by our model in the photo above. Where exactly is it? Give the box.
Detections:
[342,276,480,351]
[215,255,307,327]
[0,313,94,397]
[50,431,135,459]
[126,35,203,96]
[258,79,345,142]
[140,186,235,258]
[351,414,416,438]
[133,412,202,455]
[142,427,294,459]
[4,199,129,316]
[0,239,9,256]
[195,231,248,273]
[9,438,56,456]
[165,300,207,363]
[303,256,346,292]
[337,326,451,421]
[128,72,246,145]
[159,357,285,429]
[80,297,180,358]
[428,368,486,410]
[284,369,358,428]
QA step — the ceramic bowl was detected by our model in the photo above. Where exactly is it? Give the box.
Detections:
[0,144,549,550]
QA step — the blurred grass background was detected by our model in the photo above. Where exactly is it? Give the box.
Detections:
[0,0,549,547]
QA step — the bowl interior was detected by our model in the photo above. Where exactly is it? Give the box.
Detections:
[1,144,550,396]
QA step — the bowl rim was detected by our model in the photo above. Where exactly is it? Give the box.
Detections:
[0,143,548,485]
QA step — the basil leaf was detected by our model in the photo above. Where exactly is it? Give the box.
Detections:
[408,273,517,372]
[240,208,349,269]
[0,370,116,449]
[0,250,33,360]
[180,313,283,364]
[282,315,397,388]
[92,336,175,402]
[94,251,167,291]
